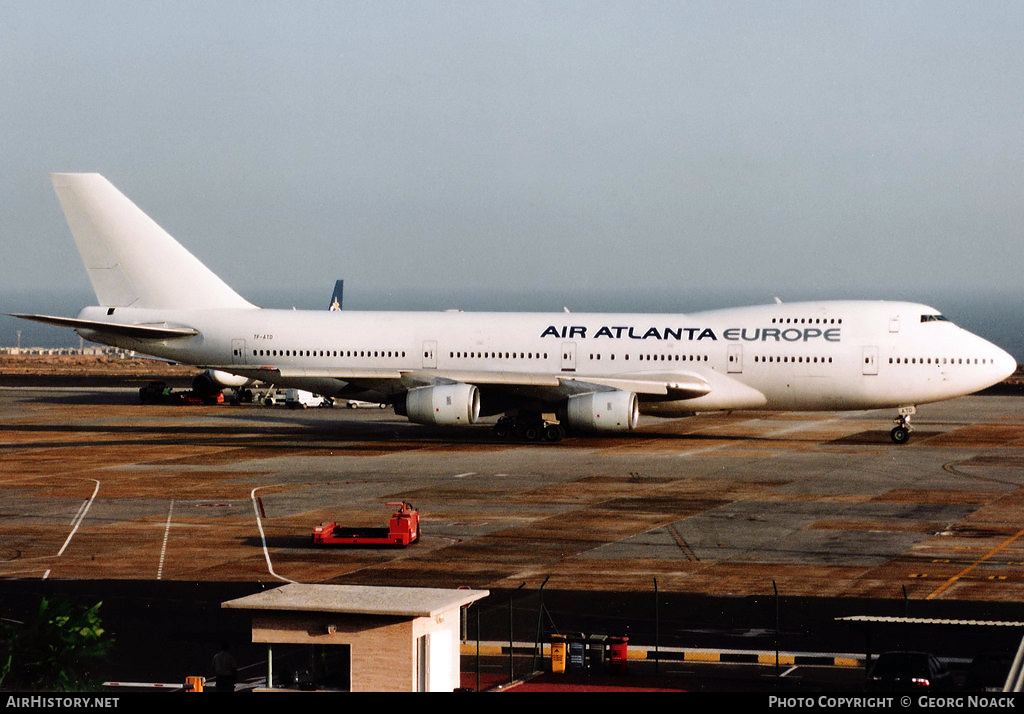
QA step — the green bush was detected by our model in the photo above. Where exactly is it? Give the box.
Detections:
[1,597,114,691]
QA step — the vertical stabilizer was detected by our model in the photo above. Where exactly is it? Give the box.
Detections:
[50,173,255,310]
[329,279,343,310]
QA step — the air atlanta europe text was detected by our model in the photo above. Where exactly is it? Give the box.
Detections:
[540,325,842,342]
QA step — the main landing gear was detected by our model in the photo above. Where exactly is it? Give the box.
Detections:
[890,406,916,444]
[493,415,565,442]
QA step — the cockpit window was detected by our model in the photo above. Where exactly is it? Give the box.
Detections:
[920,314,949,323]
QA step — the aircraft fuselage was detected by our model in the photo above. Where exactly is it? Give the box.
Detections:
[74,299,1015,416]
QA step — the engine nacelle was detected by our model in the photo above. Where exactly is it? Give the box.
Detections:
[405,383,481,426]
[563,390,639,432]
[193,369,249,395]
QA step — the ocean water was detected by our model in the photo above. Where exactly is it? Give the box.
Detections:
[2,287,1021,364]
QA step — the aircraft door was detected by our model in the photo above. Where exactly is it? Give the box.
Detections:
[422,340,437,369]
[727,344,743,373]
[231,339,246,365]
[561,342,576,372]
[862,346,879,376]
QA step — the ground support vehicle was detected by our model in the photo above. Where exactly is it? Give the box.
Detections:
[312,502,420,547]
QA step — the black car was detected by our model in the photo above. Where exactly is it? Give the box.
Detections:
[866,651,955,691]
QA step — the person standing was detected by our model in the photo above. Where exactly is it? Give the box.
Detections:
[212,642,238,692]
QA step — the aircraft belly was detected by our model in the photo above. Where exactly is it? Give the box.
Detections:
[666,386,767,412]
[758,376,844,411]
[270,376,352,397]
[761,372,980,411]
[75,329,182,360]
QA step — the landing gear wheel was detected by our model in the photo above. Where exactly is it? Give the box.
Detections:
[494,415,563,442]
[543,423,565,442]
[890,407,915,444]
[494,417,512,439]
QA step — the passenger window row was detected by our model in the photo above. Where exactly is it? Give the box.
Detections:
[889,356,995,365]
[632,353,709,363]
[753,356,834,364]
[254,348,407,359]
[770,317,843,325]
[448,351,549,360]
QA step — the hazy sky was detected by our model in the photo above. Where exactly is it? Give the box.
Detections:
[2,1,1023,316]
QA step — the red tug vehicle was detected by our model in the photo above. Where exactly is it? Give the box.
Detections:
[312,502,420,547]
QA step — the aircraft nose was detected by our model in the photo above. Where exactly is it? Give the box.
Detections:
[995,345,1019,381]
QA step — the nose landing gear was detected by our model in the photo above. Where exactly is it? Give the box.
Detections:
[890,406,916,444]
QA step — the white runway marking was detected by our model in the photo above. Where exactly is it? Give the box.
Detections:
[251,485,296,584]
[56,479,100,558]
[157,500,174,580]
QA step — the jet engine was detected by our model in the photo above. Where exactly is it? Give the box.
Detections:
[563,390,639,432]
[192,369,249,395]
[404,383,481,426]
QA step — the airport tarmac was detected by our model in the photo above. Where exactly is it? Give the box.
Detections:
[2,385,1023,603]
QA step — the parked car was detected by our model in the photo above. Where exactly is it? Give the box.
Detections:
[345,400,387,409]
[866,651,955,691]
[286,389,324,409]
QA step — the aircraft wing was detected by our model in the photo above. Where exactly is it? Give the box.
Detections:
[561,372,712,399]
[398,369,711,400]
[10,313,199,340]
[205,364,712,401]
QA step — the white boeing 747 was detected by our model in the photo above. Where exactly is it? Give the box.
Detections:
[12,173,1017,443]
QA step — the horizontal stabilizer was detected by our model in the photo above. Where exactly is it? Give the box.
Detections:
[10,313,198,340]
